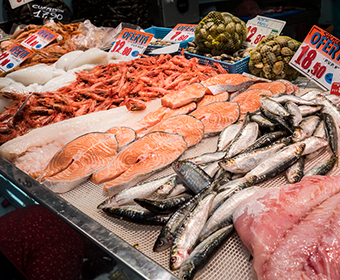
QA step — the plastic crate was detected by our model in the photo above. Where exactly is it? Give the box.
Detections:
[144,27,194,53]
[183,52,250,74]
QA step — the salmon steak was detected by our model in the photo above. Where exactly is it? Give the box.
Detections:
[247,81,286,95]
[196,91,230,108]
[276,79,296,95]
[233,175,340,280]
[161,83,206,109]
[91,131,187,195]
[189,101,240,136]
[142,115,204,147]
[130,102,197,134]
[231,89,272,118]
[201,73,255,95]
[106,126,136,149]
[38,132,118,193]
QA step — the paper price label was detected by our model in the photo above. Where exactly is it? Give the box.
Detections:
[289,25,340,91]
[331,82,340,96]
[0,44,33,73]
[110,28,154,59]
[30,4,71,22]
[245,16,286,47]
[21,27,58,50]
[163,24,197,42]
[8,0,34,9]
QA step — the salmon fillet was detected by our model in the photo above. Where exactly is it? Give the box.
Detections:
[38,132,118,193]
[161,83,206,109]
[247,81,286,95]
[233,175,340,280]
[276,79,296,95]
[196,91,230,108]
[231,89,272,118]
[91,131,187,195]
[106,126,136,149]
[144,115,204,147]
[189,101,240,136]
[201,73,255,95]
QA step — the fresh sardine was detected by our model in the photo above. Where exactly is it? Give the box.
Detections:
[292,115,320,142]
[217,121,243,152]
[250,113,276,130]
[270,94,317,106]
[155,174,180,196]
[260,107,293,133]
[285,101,302,127]
[298,136,329,156]
[304,155,337,176]
[260,95,290,118]
[316,94,340,127]
[298,105,323,116]
[323,112,340,158]
[186,151,227,165]
[285,157,305,184]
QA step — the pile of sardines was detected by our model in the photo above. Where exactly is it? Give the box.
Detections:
[97,89,340,280]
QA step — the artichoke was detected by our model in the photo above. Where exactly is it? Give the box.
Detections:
[249,35,301,81]
[194,11,248,56]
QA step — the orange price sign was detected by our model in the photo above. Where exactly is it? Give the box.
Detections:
[0,44,33,73]
[163,24,197,43]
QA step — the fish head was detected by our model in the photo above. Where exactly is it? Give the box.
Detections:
[97,196,115,209]
[292,128,305,142]
[153,233,174,252]
[170,248,190,270]
[179,260,195,280]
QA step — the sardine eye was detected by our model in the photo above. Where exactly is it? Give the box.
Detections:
[170,256,177,263]
[157,240,164,246]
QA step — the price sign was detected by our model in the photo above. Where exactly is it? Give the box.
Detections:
[110,28,154,59]
[245,16,286,47]
[289,25,340,91]
[0,44,33,73]
[163,24,197,42]
[8,0,34,9]
[30,4,71,22]
[331,82,340,96]
[20,27,58,50]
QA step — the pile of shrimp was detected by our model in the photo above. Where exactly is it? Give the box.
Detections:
[0,53,226,144]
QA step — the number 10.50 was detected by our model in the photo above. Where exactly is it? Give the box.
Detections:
[294,45,326,79]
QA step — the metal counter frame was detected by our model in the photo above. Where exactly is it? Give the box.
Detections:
[0,156,178,280]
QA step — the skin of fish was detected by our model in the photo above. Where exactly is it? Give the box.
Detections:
[186,151,227,165]
[316,94,340,127]
[313,119,328,140]
[326,94,340,107]
[245,142,306,184]
[285,101,303,127]
[170,192,216,271]
[271,94,317,106]
[292,115,320,142]
[167,184,189,198]
[219,141,287,174]
[155,174,179,195]
[216,121,243,152]
[153,186,212,252]
[199,186,260,243]
[250,113,276,130]
[224,122,259,158]
[178,225,234,280]
[172,161,212,194]
[298,105,323,117]
[298,136,329,156]
[134,193,193,214]
[97,174,175,209]
[242,131,288,154]
[260,107,293,133]
[202,161,221,178]
[323,112,339,158]
[300,90,325,101]
[260,95,290,118]
[286,156,305,184]
[304,155,337,176]
[102,205,171,225]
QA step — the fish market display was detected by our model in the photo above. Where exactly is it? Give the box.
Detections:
[37,132,118,193]
[247,81,287,95]
[233,175,340,280]
[91,131,187,195]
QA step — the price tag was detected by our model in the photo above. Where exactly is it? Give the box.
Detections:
[163,24,197,42]
[20,27,58,50]
[8,0,34,9]
[110,28,154,59]
[331,82,340,96]
[30,4,71,22]
[245,16,286,47]
[0,44,33,73]
[289,25,340,91]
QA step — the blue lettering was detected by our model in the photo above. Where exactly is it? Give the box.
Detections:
[329,43,340,59]
[322,39,333,54]
[122,31,130,40]
[134,34,141,43]
[311,32,321,45]
[316,36,327,49]
[141,36,149,45]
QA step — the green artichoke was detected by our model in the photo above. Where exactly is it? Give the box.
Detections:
[194,11,248,55]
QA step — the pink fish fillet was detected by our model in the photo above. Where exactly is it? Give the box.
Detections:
[233,175,340,280]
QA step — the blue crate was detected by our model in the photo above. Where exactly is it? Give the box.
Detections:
[183,52,250,74]
[144,27,194,53]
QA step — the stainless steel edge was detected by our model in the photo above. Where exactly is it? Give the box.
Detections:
[0,156,178,280]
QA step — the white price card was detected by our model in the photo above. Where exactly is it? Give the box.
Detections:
[289,25,340,91]
[110,28,154,59]
[0,44,33,73]
[245,16,286,47]
[163,24,197,43]
[20,27,59,50]
[9,0,34,9]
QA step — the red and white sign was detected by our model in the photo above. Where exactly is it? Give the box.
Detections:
[163,24,197,43]
[289,25,340,91]
[21,27,58,50]
[331,82,340,96]
[245,16,286,47]
[0,44,33,73]
[8,0,34,9]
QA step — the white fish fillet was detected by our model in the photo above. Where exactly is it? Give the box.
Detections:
[0,99,162,176]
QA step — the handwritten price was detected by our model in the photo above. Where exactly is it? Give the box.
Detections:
[110,40,133,56]
[246,26,266,45]
[294,45,326,79]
